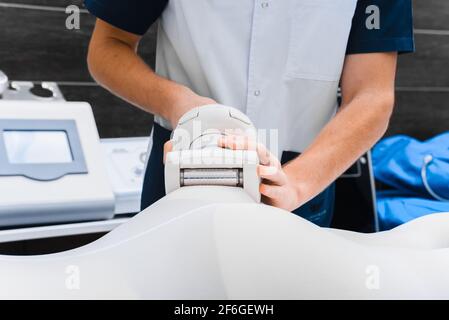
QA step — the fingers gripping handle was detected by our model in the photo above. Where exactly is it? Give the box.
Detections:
[165,104,261,202]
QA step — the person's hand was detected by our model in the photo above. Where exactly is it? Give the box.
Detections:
[164,133,302,211]
[218,135,301,212]
[168,86,216,128]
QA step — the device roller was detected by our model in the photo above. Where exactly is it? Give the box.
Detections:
[165,104,261,202]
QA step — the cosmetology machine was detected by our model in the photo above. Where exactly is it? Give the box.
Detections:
[0,105,448,299]
[0,72,148,228]
[0,100,114,226]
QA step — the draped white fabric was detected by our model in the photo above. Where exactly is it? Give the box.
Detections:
[0,186,448,299]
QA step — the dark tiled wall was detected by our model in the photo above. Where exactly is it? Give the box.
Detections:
[0,0,448,139]
[0,0,156,138]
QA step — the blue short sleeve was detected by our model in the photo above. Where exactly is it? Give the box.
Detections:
[346,0,415,55]
[84,0,168,36]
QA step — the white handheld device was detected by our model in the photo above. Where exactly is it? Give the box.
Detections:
[165,104,261,202]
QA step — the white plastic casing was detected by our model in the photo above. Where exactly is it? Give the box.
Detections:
[165,104,261,202]
[101,137,150,214]
[0,101,115,226]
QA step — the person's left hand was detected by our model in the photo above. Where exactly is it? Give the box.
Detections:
[218,135,301,212]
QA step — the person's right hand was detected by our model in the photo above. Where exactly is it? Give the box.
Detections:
[168,86,216,128]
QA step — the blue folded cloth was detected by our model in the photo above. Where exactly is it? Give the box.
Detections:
[372,132,449,230]
[377,190,449,230]
[373,132,449,199]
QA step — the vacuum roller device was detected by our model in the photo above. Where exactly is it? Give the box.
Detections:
[165,104,261,202]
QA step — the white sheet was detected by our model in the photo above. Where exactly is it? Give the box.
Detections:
[0,186,448,299]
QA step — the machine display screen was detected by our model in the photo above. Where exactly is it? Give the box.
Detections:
[4,130,73,164]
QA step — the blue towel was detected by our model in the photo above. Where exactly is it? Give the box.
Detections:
[377,190,449,230]
[372,132,449,230]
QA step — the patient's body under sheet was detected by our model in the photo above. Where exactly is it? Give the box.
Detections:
[0,186,448,299]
